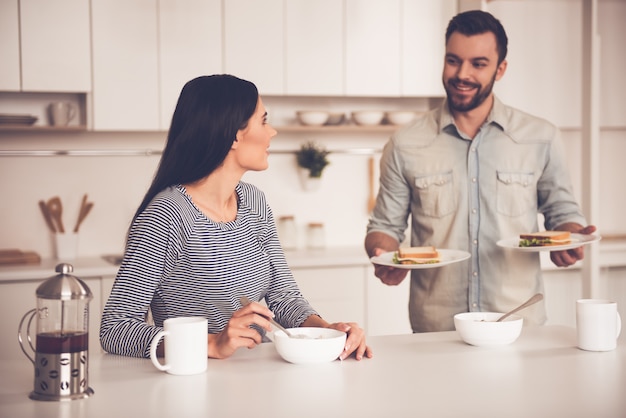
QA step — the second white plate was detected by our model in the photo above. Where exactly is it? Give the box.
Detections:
[370,249,471,269]
[496,233,601,252]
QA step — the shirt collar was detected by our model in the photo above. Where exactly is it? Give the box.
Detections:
[439,95,507,137]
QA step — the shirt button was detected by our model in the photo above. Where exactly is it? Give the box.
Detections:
[472,178,477,183]
[473,271,478,277]
[473,239,478,245]
[472,208,477,214]
[472,302,478,308]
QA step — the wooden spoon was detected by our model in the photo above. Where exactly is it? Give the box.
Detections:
[496,293,544,322]
[73,202,93,233]
[367,156,376,213]
[46,196,65,233]
[38,200,56,233]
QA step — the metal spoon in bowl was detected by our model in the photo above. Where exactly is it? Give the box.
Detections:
[239,296,294,337]
[496,293,544,322]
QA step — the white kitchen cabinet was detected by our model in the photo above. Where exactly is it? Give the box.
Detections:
[402,0,456,97]
[91,0,159,130]
[487,1,582,128]
[285,0,344,96]
[365,266,412,336]
[158,0,222,130]
[224,0,284,95]
[291,266,366,326]
[346,0,402,96]
[0,0,20,91]
[19,0,91,92]
[0,277,102,362]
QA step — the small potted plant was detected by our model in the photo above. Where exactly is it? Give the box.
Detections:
[295,141,330,191]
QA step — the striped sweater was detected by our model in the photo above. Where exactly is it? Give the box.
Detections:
[100,182,317,358]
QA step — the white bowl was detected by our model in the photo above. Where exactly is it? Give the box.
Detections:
[273,327,346,364]
[386,110,418,125]
[296,110,329,126]
[351,110,385,126]
[326,112,346,126]
[453,312,523,347]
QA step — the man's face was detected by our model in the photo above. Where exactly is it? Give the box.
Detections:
[442,31,506,113]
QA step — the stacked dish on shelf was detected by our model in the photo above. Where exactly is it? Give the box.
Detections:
[294,110,422,127]
[0,113,38,126]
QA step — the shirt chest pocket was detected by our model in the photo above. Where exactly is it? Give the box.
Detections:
[496,171,536,217]
[413,171,456,218]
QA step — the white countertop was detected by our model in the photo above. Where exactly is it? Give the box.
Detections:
[1,325,624,418]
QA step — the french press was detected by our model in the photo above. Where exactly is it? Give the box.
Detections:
[18,263,94,401]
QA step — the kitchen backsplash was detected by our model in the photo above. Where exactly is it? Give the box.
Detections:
[1,127,624,259]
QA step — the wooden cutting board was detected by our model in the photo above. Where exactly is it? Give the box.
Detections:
[0,249,41,265]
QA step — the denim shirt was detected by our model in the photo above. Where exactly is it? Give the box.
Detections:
[367,97,586,332]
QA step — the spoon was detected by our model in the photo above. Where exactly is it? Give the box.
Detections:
[239,296,294,337]
[496,293,544,322]
[46,196,65,233]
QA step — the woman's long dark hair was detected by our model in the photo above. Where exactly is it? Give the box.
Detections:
[133,74,259,222]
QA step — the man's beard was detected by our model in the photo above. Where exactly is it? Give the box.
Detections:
[444,72,497,112]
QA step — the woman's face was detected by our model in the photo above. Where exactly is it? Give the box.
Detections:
[233,97,277,172]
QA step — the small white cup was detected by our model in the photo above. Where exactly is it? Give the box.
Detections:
[150,317,208,375]
[576,299,622,351]
[54,233,79,260]
[48,102,76,126]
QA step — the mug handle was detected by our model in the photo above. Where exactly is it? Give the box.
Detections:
[150,330,170,371]
[616,312,622,339]
[68,104,77,122]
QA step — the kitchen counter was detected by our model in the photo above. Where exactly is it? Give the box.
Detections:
[1,325,624,418]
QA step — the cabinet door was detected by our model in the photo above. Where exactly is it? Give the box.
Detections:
[0,277,101,362]
[91,0,159,130]
[365,266,412,336]
[159,0,222,130]
[488,1,581,128]
[224,0,284,95]
[402,0,456,97]
[0,0,20,91]
[19,0,91,92]
[285,0,344,96]
[291,266,365,326]
[346,0,401,96]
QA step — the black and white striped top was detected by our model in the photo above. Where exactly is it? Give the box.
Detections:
[100,182,317,358]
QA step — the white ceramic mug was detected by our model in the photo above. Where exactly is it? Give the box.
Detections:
[48,102,76,126]
[150,317,208,375]
[576,299,622,351]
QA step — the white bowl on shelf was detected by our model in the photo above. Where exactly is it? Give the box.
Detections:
[325,112,346,126]
[296,110,330,126]
[386,110,418,125]
[351,110,385,126]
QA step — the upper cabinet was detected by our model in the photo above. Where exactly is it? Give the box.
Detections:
[91,0,160,131]
[285,0,344,96]
[0,0,91,93]
[158,0,222,129]
[224,0,284,95]
[345,0,402,96]
[0,0,20,91]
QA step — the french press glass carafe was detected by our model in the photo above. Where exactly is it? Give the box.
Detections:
[18,263,94,401]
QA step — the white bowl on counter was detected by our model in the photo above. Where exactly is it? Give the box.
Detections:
[453,312,523,347]
[386,110,419,125]
[351,110,385,126]
[296,110,330,126]
[273,327,346,364]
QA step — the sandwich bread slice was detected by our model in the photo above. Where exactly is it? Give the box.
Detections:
[519,231,571,247]
[394,246,440,264]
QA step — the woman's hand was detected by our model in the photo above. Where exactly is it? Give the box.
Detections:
[207,301,273,359]
[327,322,373,361]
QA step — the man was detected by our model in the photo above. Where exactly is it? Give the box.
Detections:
[365,10,596,332]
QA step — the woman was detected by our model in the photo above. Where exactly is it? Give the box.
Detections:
[100,74,372,361]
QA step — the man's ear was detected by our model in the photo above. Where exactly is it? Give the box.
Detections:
[495,59,507,81]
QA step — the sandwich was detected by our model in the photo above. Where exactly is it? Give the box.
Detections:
[393,246,440,264]
[518,231,571,247]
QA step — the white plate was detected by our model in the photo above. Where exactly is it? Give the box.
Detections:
[370,249,471,269]
[496,233,602,252]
